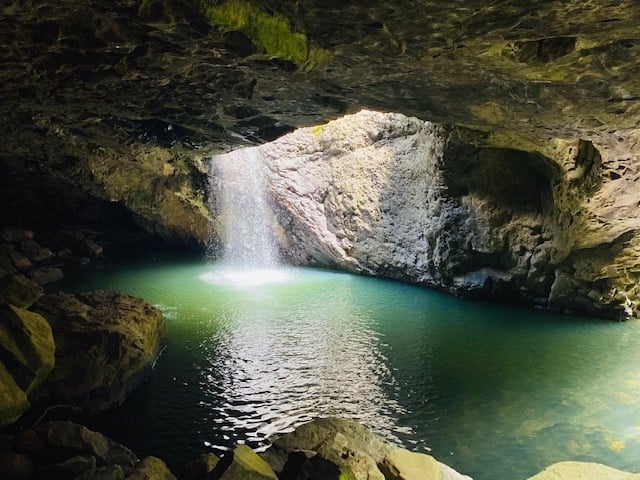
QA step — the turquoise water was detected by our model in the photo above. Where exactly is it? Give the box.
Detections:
[64,254,640,479]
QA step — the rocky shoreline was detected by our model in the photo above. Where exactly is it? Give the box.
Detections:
[2,417,639,480]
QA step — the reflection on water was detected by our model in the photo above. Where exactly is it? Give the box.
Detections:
[70,256,640,479]
[199,267,407,447]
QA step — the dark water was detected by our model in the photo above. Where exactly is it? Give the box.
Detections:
[63,254,640,479]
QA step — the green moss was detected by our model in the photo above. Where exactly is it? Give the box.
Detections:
[232,444,277,479]
[311,124,325,136]
[202,0,331,72]
[338,467,357,480]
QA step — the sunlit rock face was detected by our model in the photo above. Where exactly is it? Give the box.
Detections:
[258,111,640,320]
[2,1,640,316]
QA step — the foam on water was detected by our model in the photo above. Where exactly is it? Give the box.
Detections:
[200,266,295,288]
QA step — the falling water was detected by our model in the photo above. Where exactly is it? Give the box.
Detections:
[205,147,287,286]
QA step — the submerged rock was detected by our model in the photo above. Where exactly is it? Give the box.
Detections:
[32,290,167,415]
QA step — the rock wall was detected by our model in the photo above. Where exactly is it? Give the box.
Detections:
[231,110,640,319]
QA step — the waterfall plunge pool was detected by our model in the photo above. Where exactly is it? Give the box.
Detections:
[62,253,640,479]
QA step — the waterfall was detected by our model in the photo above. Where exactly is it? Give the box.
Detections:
[204,146,288,287]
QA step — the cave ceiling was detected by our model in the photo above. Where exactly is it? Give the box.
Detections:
[2,0,640,158]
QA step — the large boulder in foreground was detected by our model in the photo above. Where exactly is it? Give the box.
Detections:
[261,417,471,480]
[527,461,640,480]
[0,304,55,426]
[32,290,166,415]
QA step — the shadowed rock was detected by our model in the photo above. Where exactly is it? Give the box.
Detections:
[32,290,167,416]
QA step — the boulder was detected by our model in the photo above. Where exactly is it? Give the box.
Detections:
[0,274,43,308]
[31,266,64,285]
[3,422,141,480]
[0,304,55,395]
[379,448,472,480]
[36,421,138,469]
[0,361,29,427]
[126,456,177,480]
[0,304,55,425]
[527,461,640,480]
[79,238,104,259]
[220,445,278,480]
[75,464,125,480]
[262,418,472,480]
[32,290,166,415]
[186,452,221,479]
[46,454,98,479]
[262,417,392,474]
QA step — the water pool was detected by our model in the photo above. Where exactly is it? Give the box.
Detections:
[62,253,640,479]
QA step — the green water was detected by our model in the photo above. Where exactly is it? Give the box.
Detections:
[64,253,640,479]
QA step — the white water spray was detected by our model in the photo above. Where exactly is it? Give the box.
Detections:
[204,146,289,287]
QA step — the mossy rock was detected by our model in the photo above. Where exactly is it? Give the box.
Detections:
[32,290,166,415]
[220,444,278,480]
[127,456,176,480]
[202,0,331,72]
[0,302,55,426]
[0,274,43,308]
[0,360,29,426]
[0,304,55,394]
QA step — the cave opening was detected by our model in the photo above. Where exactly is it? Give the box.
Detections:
[2,110,640,480]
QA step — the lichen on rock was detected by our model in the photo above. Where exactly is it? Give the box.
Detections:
[202,0,332,72]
